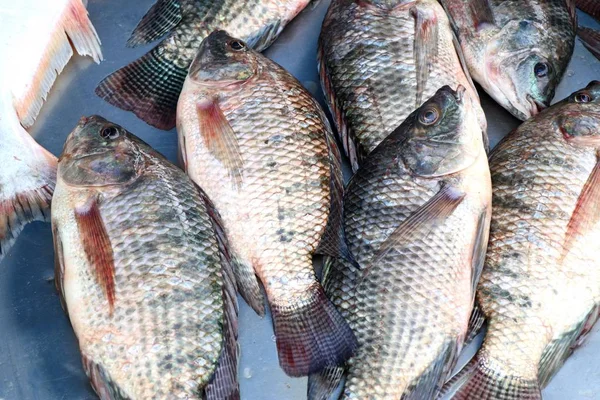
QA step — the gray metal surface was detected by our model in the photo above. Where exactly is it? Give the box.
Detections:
[0,1,598,399]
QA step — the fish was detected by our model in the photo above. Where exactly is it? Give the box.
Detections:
[308,85,492,399]
[177,30,358,377]
[0,0,102,259]
[51,116,239,399]
[440,0,577,121]
[95,0,312,130]
[578,26,600,61]
[444,81,600,399]
[319,0,487,171]
[575,0,600,20]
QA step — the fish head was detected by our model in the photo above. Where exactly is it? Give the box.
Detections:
[401,85,482,177]
[188,30,258,87]
[59,116,143,187]
[555,81,600,148]
[484,20,571,120]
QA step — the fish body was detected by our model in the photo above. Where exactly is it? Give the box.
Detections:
[319,0,486,171]
[0,0,101,259]
[96,0,311,130]
[52,116,238,399]
[440,0,576,120]
[177,30,357,377]
[448,81,600,399]
[308,86,491,399]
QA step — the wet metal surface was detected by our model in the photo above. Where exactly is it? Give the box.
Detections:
[0,1,599,399]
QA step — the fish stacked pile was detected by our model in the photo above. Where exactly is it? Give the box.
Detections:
[2,0,600,399]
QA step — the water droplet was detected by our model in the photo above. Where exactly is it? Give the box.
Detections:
[243,367,253,379]
[567,70,575,77]
[271,334,277,342]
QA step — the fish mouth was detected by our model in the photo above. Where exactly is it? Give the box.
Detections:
[59,150,111,163]
[526,95,548,117]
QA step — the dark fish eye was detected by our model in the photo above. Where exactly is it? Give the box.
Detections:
[419,107,439,125]
[101,126,120,139]
[534,62,550,78]
[575,92,592,103]
[229,40,246,51]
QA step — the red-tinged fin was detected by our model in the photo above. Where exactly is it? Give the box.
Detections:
[368,185,465,272]
[561,159,600,262]
[127,0,182,47]
[82,354,131,399]
[271,283,358,377]
[52,223,68,314]
[538,305,600,388]
[439,356,541,400]
[75,197,116,313]
[578,27,600,62]
[411,4,439,108]
[197,97,244,188]
[468,0,495,29]
[64,0,103,63]
[199,187,265,316]
[95,39,187,130]
[575,0,600,20]
[307,366,346,400]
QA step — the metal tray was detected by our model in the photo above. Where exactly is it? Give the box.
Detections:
[1,1,599,398]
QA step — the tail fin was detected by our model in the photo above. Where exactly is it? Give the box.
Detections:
[271,283,357,377]
[442,356,541,400]
[307,366,346,400]
[15,0,102,128]
[95,37,187,130]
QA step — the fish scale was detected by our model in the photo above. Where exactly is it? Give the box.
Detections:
[52,117,237,399]
[319,0,485,171]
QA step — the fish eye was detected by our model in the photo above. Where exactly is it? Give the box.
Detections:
[419,106,440,126]
[101,126,120,140]
[228,40,246,51]
[534,62,550,78]
[575,92,592,103]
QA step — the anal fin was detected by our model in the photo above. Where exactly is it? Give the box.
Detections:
[127,0,183,47]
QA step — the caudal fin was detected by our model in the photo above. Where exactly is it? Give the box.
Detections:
[95,38,187,130]
[442,356,541,400]
[271,284,357,377]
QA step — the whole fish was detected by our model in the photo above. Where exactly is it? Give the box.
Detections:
[52,116,239,399]
[308,85,491,399]
[177,30,357,377]
[0,0,102,259]
[96,0,312,130]
[319,0,486,171]
[575,0,600,20]
[446,81,600,399]
[440,0,577,120]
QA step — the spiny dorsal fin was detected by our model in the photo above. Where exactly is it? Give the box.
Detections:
[197,97,244,189]
[75,196,116,313]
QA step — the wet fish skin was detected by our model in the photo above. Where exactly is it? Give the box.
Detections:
[319,0,486,171]
[96,0,311,130]
[178,30,357,377]
[52,116,238,399]
[447,81,600,399]
[440,0,576,121]
[309,85,491,399]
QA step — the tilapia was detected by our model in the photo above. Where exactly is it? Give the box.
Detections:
[440,0,577,120]
[96,0,312,130]
[177,30,357,377]
[52,116,239,399]
[308,85,491,399]
[575,0,600,20]
[445,81,600,399]
[319,0,486,171]
[0,0,102,259]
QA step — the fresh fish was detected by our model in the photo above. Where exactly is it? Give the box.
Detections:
[308,85,491,399]
[319,0,486,171]
[579,26,600,61]
[52,116,239,399]
[177,30,357,377]
[440,0,577,120]
[575,0,600,20]
[445,81,600,399]
[96,0,312,130]
[0,0,102,259]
